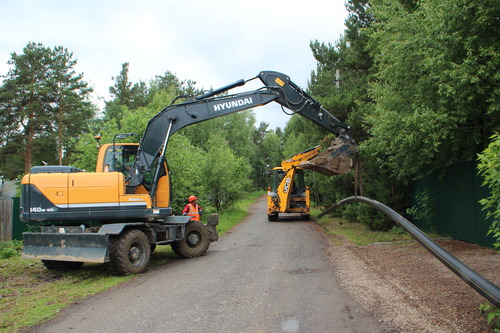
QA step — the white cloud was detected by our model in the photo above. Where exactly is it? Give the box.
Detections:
[0,0,347,130]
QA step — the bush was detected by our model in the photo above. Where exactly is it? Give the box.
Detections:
[477,133,500,329]
[477,133,500,251]
[479,303,500,332]
[407,189,436,232]
[0,240,23,259]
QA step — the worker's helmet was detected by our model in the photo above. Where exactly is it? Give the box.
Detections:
[188,195,197,202]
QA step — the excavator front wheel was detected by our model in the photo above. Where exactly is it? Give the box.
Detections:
[268,213,279,221]
[108,229,151,275]
[171,221,210,258]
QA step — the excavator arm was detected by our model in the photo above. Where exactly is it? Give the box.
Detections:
[127,71,357,194]
[280,146,323,172]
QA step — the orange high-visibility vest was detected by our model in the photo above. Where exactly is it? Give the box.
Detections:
[186,203,200,221]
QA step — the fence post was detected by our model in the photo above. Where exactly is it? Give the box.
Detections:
[0,199,13,241]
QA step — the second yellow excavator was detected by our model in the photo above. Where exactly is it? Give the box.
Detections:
[267,146,321,221]
[266,134,359,222]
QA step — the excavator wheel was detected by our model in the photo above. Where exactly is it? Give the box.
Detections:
[171,221,210,258]
[267,213,279,221]
[108,229,151,275]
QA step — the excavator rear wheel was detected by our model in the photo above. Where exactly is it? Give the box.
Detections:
[300,214,310,221]
[108,229,151,275]
[171,221,210,258]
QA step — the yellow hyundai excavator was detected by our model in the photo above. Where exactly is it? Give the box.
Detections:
[20,71,357,275]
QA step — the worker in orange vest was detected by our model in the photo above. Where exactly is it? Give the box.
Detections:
[182,195,202,221]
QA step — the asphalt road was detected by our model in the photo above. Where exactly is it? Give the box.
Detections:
[28,197,379,333]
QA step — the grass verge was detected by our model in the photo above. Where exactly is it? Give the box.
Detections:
[312,206,442,246]
[0,191,264,333]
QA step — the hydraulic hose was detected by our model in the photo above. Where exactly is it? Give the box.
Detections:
[319,196,500,308]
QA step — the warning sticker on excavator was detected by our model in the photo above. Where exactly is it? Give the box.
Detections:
[275,77,285,87]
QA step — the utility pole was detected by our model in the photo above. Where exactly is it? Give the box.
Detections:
[335,69,340,89]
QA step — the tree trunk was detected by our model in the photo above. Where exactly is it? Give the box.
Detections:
[358,159,363,197]
[354,158,359,196]
[58,105,64,165]
[355,158,364,197]
[25,129,33,174]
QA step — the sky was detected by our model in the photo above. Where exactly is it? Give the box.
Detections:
[0,0,348,130]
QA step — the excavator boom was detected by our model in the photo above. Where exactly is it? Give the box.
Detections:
[128,71,357,194]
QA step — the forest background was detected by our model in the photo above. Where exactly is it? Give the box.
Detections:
[0,0,498,238]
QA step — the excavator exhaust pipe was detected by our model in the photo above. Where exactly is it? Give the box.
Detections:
[299,129,358,176]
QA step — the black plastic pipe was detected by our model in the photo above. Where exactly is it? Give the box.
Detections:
[318,196,500,308]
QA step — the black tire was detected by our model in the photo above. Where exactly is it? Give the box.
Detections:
[268,213,278,221]
[109,229,151,275]
[171,221,210,258]
[301,214,310,221]
[42,260,84,271]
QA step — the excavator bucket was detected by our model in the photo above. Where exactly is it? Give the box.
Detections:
[299,133,358,176]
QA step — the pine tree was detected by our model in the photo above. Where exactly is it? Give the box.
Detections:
[0,42,95,176]
[0,43,55,174]
[49,46,94,165]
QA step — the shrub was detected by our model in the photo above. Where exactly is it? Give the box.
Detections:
[477,133,500,251]
[0,240,23,259]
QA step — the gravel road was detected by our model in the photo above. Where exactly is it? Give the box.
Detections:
[27,197,379,333]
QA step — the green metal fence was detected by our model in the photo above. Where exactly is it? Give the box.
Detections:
[412,161,495,248]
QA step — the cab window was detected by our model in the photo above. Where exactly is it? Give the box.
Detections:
[103,144,138,178]
[272,169,285,192]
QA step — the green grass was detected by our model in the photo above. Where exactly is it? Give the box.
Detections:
[0,255,136,332]
[312,207,441,246]
[0,192,265,333]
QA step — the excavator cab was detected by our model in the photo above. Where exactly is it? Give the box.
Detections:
[271,169,285,193]
[96,140,171,208]
[97,143,138,178]
[270,168,306,196]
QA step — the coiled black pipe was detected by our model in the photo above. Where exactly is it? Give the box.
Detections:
[318,196,500,308]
